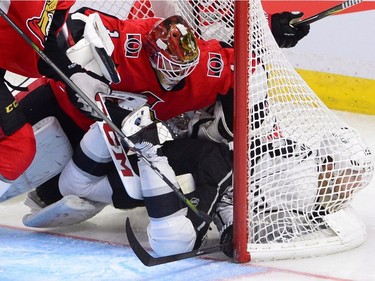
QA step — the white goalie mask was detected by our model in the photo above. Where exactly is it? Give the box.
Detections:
[144,15,200,90]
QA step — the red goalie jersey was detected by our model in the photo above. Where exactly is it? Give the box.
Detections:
[67,8,234,121]
[0,0,74,77]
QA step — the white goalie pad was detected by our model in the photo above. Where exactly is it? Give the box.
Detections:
[22,173,195,228]
[0,117,73,202]
[0,181,11,199]
[23,195,107,228]
[95,93,148,200]
[102,111,195,200]
[67,12,120,83]
[96,91,195,200]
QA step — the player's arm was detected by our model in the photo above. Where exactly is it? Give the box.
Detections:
[37,9,111,118]
[37,9,79,79]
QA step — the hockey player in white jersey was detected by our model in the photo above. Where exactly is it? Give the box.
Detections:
[187,85,373,247]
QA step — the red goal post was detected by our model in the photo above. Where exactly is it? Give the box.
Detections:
[233,0,251,263]
[70,0,374,263]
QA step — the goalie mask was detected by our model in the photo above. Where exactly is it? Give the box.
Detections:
[144,15,200,90]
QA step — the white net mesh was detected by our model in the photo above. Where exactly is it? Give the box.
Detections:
[69,0,374,260]
[71,0,154,19]
[245,0,373,259]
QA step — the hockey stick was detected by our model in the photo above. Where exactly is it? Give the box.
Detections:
[125,218,232,266]
[293,0,363,27]
[0,9,212,224]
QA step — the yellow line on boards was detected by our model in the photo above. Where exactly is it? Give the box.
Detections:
[296,69,375,115]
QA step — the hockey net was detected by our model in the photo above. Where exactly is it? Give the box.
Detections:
[70,0,374,262]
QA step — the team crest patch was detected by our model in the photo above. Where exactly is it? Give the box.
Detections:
[125,34,142,58]
[26,0,58,47]
[207,52,223,78]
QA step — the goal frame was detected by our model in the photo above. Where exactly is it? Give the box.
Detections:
[233,0,251,263]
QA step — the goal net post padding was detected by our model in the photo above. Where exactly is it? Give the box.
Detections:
[70,0,374,263]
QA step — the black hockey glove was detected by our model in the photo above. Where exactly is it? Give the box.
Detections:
[271,11,310,48]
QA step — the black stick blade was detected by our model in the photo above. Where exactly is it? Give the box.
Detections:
[125,218,231,267]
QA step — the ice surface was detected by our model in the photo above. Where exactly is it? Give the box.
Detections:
[0,110,374,281]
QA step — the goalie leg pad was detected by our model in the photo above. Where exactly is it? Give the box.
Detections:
[0,180,11,198]
[0,116,73,202]
[23,194,107,228]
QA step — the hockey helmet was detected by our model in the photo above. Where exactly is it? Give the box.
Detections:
[144,15,200,90]
[319,126,373,189]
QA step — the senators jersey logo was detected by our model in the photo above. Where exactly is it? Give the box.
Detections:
[125,34,142,58]
[26,0,58,46]
[207,52,224,78]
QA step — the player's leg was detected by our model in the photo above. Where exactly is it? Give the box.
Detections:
[19,80,86,148]
[136,140,197,256]
[2,79,87,202]
[23,121,144,227]
[161,138,233,252]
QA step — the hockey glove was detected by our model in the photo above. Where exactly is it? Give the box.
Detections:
[67,66,111,119]
[121,106,155,138]
[121,107,160,148]
[271,11,310,48]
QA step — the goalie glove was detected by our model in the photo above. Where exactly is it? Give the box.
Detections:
[69,12,121,84]
[121,106,155,138]
[67,66,111,119]
[271,11,310,48]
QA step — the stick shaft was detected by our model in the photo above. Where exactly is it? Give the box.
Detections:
[294,0,363,26]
